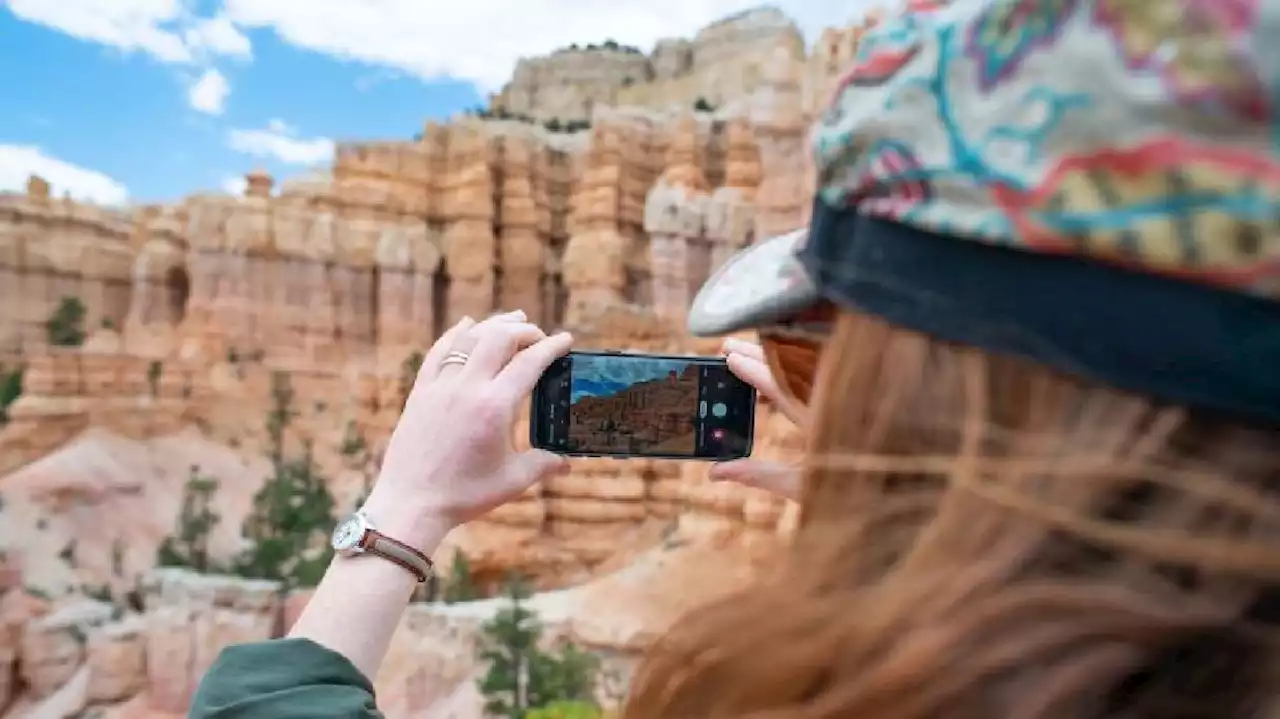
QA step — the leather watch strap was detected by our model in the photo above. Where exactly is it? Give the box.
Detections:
[361,530,434,583]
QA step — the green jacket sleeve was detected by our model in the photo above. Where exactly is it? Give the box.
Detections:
[189,638,382,718]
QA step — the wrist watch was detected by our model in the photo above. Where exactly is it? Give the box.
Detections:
[330,510,434,583]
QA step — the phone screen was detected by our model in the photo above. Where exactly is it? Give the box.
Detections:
[530,351,756,460]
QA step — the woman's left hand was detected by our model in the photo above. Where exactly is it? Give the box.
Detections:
[362,310,573,548]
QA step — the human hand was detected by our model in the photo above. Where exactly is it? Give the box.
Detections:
[708,337,804,502]
[363,310,572,549]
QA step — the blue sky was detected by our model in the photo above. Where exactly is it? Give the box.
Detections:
[0,0,865,207]
[571,355,691,403]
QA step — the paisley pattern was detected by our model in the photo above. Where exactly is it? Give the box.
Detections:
[806,0,1280,299]
[990,137,1280,288]
[849,140,934,219]
[964,0,1080,91]
[1093,0,1268,120]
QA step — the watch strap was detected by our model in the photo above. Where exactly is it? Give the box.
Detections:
[360,530,434,583]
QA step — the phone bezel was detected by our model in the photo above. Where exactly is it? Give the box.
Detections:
[529,350,756,461]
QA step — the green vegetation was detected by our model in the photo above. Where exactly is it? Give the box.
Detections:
[146,361,162,397]
[156,465,222,573]
[233,372,336,588]
[46,296,86,347]
[58,540,77,567]
[340,420,368,459]
[693,96,716,113]
[264,371,297,466]
[477,577,601,718]
[462,106,592,135]
[563,40,642,55]
[525,702,603,719]
[111,538,126,578]
[0,365,23,425]
[398,350,425,411]
[442,549,477,604]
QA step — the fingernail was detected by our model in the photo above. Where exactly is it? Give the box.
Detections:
[555,331,573,340]
[505,309,526,319]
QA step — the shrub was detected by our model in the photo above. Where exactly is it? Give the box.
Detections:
[0,366,23,425]
[477,577,600,717]
[156,465,222,573]
[46,296,86,347]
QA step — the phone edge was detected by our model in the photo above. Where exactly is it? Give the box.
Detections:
[529,349,758,462]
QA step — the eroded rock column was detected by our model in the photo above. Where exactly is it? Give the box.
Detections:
[753,47,810,239]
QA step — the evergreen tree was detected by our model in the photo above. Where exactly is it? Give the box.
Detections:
[234,441,336,588]
[340,420,368,459]
[399,351,424,411]
[528,643,599,709]
[264,371,297,466]
[477,577,601,717]
[156,465,221,573]
[46,296,86,347]
[0,366,23,426]
[234,371,337,588]
[478,578,542,718]
[146,361,163,397]
[693,96,715,113]
[443,549,477,603]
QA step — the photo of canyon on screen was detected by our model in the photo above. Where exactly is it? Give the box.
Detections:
[566,355,705,455]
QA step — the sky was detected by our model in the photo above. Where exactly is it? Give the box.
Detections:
[571,355,691,403]
[0,0,880,207]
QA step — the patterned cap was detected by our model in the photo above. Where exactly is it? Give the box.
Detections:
[689,0,1280,422]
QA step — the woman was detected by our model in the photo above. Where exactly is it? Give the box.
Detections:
[193,0,1279,716]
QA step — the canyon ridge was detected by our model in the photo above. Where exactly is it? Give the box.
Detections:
[0,6,887,717]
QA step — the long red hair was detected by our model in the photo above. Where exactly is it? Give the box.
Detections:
[622,311,1280,718]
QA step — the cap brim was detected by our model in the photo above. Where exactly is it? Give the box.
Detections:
[686,228,821,337]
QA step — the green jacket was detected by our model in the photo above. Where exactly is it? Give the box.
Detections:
[190,638,381,717]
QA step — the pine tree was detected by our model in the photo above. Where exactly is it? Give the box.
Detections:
[234,372,337,588]
[156,465,222,573]
[0,366,23,426]
[478,577,542,718]
[46,296,86,347]
[264,371,297,466]
[476,577,601,717]
[234,442,336,588]
[399,350,424,411]
[444,549,477,603]
[528,643,599,709]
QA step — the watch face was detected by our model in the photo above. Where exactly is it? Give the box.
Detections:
[331,515,364,551]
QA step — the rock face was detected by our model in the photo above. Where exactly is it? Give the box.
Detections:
[0,5,885,717]
[496,8,817,120]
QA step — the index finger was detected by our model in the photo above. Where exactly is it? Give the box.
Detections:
[492,331,574,399]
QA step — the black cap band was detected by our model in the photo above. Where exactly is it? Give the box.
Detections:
[802,198,1280,425]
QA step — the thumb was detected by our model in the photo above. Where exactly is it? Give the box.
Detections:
[508,449,569,487]
[709,459,802,502]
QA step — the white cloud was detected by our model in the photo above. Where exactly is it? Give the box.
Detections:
[227,120,335,165]
[184,15,252,59]
[221,175,248,196]
[189,68,230,115]
[0,145,129,206]
[220,0,886,91]
[6,0,252,65]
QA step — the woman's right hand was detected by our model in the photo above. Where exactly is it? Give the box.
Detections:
[708,337,804,502]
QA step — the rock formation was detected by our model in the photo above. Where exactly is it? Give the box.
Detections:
[0,6,887,717]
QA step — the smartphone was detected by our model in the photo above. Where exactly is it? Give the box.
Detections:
[529,350,756,460]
